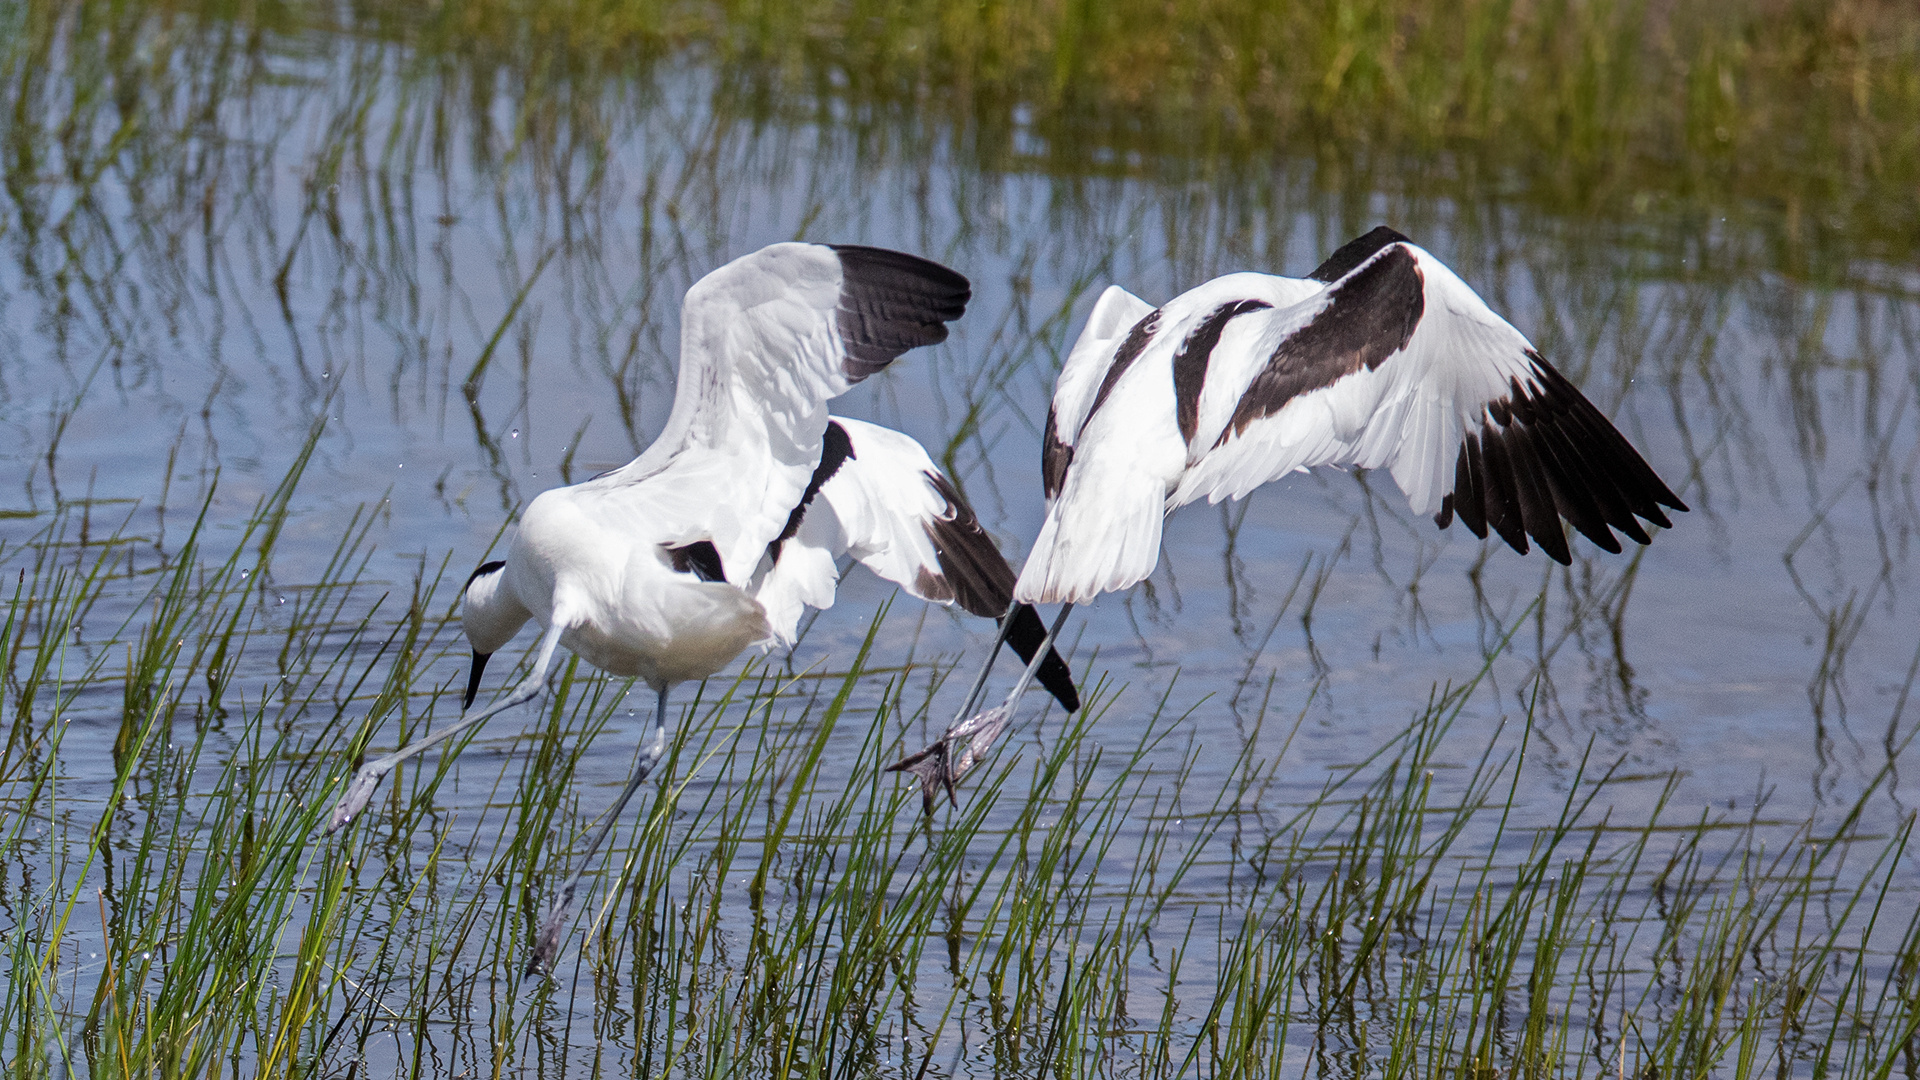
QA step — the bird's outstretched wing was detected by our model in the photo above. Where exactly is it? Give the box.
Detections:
[591,244,970,581]
[754,418,1079,713]
[1172,229,1686,563]
[1017,227,1685,604]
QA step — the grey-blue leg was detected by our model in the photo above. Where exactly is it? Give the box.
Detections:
[329,621,568,833]
[526,682,673,977]
[890,602,1075,811]
[950,601,1017,723]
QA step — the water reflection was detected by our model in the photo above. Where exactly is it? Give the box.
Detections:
[3,4,1918,1076]
[0,11,1910,820]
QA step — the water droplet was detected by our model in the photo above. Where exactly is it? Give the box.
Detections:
[510,429,520,438]
[321,371,330,379]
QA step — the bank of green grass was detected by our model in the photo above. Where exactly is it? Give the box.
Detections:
[360,0,1920,268]
[8,0,1915,290]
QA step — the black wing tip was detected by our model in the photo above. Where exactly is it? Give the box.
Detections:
[1005,604,1081,713]
[1644,475,1690,516]
[828,244,972,303]
[828,246,972,379]
[1538,527,1574,565]
[1307,225,1415,283]
[1046,667,1082,714]
[1441,359,1687,560]
[922,471,1018,617]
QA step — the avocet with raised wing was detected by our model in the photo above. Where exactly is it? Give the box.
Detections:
[323,242,1075,972]
[898,226,1686,800]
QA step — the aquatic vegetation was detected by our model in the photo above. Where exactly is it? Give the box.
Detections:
[353,0,1920,269]
[1,0,1917,1075]
[1,481,1916,1074]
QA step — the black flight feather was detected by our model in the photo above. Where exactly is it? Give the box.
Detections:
[828,245,971,381]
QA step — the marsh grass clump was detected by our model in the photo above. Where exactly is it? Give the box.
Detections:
[0,449,1916,1076]
[339,0,1920,265]
[8,0,1916,280]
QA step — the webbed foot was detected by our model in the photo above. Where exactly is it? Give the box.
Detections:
[327,764,388,833]
[887,704,1014,814]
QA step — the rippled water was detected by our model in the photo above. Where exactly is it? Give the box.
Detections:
[4,8,1917,1076]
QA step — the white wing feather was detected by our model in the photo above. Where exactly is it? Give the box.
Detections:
[1172,245,1538,516]
[752,418,978,644]
[582,243,967,584]
[1016,274,1318,604]
[1048,285,1156,457]
[589,244,850,581]
[1019,235,1680,605]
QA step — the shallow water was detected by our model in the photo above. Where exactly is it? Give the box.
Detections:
[3,7,1917,1077]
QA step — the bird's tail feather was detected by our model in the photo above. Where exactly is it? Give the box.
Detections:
[1014,471,1165,605]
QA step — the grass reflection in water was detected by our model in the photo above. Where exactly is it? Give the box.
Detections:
[2,2,1917,1076]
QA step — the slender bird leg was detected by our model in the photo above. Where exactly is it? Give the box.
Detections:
[951,602,1018,724]
[885,603,1014,809]
[527,684,673,977]
[947,603,1073,780]
[328,621,568,833]
[890,603,1074,812]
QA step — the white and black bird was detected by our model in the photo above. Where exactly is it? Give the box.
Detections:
[749,414,1077,711]
[324,242,1075,972]
[900,226,1687,795]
